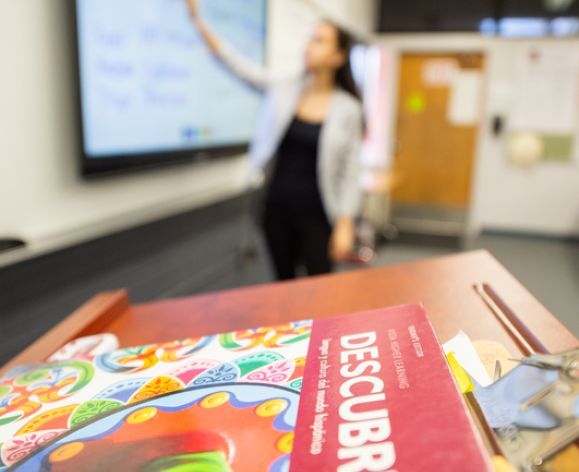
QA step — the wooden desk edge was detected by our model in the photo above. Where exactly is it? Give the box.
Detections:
[0,290,129,376]
[132,250,499,310]
[3,250,577,373]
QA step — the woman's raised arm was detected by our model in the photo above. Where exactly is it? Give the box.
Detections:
[187,0,272,91]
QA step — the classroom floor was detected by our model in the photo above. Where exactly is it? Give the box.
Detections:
[367,233,579,337]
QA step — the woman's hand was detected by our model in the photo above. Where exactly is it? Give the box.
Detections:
[329,217,355,263]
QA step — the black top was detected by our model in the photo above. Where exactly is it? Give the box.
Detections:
[266,117,325,212]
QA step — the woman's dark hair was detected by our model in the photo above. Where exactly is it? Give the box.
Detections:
[329,22,363,102]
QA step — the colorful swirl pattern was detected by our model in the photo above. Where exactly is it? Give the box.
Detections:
[0,321,312,470]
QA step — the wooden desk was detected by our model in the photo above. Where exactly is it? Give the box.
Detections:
[2,250,577,374]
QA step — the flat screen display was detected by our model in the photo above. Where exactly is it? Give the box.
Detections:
[74,0,267,176]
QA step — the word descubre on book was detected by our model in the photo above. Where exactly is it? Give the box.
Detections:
[337,332,396,472]
[0,304,492,472]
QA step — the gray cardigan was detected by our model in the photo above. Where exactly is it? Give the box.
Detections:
[219,43,364,223]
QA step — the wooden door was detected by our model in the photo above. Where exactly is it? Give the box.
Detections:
[392,53,485,209]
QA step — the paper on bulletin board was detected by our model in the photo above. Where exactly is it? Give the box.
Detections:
[542,134,575,162]
[422,58,458,87]
[447,71,483,126]
[511,45,579,134]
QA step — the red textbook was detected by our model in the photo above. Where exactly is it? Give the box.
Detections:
[0,304,491,471]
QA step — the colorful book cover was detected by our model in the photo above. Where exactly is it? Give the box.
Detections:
[0,304,491,471]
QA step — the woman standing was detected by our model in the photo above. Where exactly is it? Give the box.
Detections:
[187,0,364,280]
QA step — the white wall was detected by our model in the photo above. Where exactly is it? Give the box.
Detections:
[373,34,579,237]
[268,0,378,75]
[0,0,378,266]
[308,0,378,38]
[0,0,249,264]
[471,39,579,236]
